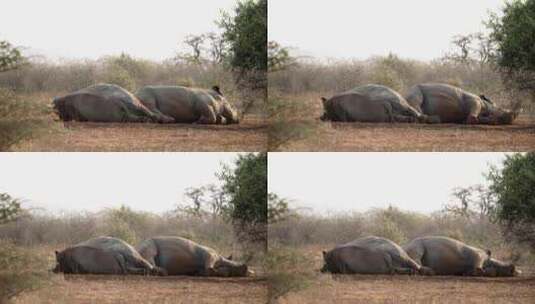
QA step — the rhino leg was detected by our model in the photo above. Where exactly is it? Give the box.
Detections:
[465,96,483,124]
[392,114,416,123]
[137,95,175,123]
[463,267,485,276]
[405,86,425,113]
[196,105,218,124]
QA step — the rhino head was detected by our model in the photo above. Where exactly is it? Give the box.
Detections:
[482,250,520,277]
[479,95,517,125]
[211,86,240,124]
[320,97,334,121]
[53,249,77,274]
[211,255,249,277]
[321,250,339,273]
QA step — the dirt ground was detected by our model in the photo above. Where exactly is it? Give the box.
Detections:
[282,118,535,151]
[273,93,535,151]
[13,275,267,304]
[279,274,535,304]
[275,245,535,304]
[12,115,267,152]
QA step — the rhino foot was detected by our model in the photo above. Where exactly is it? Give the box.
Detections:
[465,115,479,125]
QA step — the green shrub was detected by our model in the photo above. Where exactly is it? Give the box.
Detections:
[266,247,316,302]
[0,239,50,302]
[0,88,51,151]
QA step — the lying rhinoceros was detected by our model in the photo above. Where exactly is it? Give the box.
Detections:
[53,236,165,275]
[135,85,240,124]
[52,84,172,123]
[320,84,435,123]
[136,236,250,277]
[404,83,517,124]
[321,236,434,275]
[403,236,520,276]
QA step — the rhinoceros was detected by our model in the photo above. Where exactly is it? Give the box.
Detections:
[404,83,517,124]
[321,236,434,275]
[53,236,166,275]
[135,85,240,124]
[136,236,250,277]
[403,236,520,276]
[320,84,436,123]
[53,84,173,123]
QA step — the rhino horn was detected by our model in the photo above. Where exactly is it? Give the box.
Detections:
[486,249,492,257]
[227,254,233,261]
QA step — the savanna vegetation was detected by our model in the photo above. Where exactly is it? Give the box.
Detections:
[267,153,535,303]
[268,0,535,151]
[0,0,267,152]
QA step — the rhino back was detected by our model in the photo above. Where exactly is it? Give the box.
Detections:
[64,246,123,274]
[412,236,485,275]
[346,236,418,269]
[329,93,391,122]
[416,84,474,122]
[136,86,213,122]
[331,245,389,274]
[77,236,149,268]
[150,236,216,275]
[58,84,153,122]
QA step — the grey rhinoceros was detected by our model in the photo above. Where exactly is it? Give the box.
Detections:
[321,236,434,275]
[53,236,166,275]
[135,85,240,124]
[404,83,517,124]
[52,84,172,123]
[403,236,520,276]
[320,84,435,123]
[136,236,250,277]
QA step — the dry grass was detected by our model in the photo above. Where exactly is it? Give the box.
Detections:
[275,245,535,304]
[12,275,267,304]
[11,115,267,152]
[273,93,535,152]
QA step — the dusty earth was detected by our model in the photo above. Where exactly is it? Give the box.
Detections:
[282,118,535,151]
[278,274,535,304]
[13,275,267,304]
[12,115,267,152]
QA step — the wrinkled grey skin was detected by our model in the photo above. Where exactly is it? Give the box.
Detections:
[53,236,166,275]
[405,83,517,124]
[52,84,172,123]
[136,236,250,277]
[321,236,434,275]
[320,84,436,123]
[403,236,520,276]
[135,85,240,124]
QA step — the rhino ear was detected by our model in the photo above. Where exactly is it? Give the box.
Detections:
[486,249,492,257]
[227,254,233,261]
[212,85,222,96]
[480,95,493,104]
[322,251,327,258]
[321,97,328,106]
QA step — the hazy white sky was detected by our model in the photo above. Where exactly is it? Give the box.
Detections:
[268,153,507,215]
[269,0,505,60]
[0,0,237,61]
[0,153,238,214]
